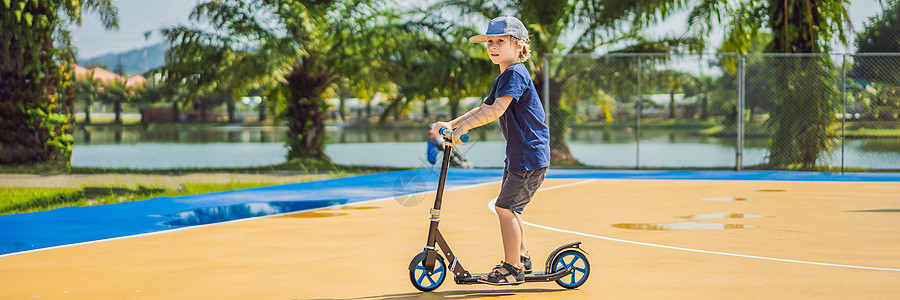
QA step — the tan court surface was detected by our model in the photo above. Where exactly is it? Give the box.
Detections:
[1,179,899,299]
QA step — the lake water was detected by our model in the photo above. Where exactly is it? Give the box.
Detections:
[70,125,900,170]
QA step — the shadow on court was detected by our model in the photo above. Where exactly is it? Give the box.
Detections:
[302,288,572,299]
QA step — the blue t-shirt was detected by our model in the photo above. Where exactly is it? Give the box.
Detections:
[483,62,550,172]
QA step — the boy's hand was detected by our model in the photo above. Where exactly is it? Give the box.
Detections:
[432,122,452,136]
[451,126,469,152]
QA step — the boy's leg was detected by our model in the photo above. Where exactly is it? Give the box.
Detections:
[483,167,547,281]
[493,167,547,262]
[481,206,525,282]
[513,212,528,257]
[495,206,524,268]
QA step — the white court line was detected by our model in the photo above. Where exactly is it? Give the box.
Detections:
[487,179,900,272]
[0,180,502,259]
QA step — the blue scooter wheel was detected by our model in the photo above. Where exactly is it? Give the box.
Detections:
[409,253,447,292]
[553,250,590,289]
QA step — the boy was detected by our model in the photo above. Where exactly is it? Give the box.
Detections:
[432,15,550,285]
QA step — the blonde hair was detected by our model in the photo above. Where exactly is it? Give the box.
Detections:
[509,36,531,63]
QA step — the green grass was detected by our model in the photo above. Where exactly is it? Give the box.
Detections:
[842,127,900,138]
[1,187,85,215]
[698,123,771,137]
[0,185,172,215]
[0,161,72,174]
[75,116,143,125]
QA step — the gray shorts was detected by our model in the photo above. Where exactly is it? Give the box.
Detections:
[495,167,548,214]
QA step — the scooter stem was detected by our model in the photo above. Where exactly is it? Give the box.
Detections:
[432,144,453,212]
[423,143,454,273]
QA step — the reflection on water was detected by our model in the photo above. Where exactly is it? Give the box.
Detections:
[159,200,347,226]
[73,125,463,145]
[73,143,290,169]
[857,138,900,152]
[678,212,763,220]
[74,125,290,144]
[611,222,755,231]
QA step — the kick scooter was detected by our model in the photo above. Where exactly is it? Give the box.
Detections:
[408,128,590,292]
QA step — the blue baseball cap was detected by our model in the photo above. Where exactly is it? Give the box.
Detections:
[469,16,528,43]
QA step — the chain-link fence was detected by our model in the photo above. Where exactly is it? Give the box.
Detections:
[545,53,900,171]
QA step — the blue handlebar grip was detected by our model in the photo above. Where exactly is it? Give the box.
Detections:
[438,128,469,143]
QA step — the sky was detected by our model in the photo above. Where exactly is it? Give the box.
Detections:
[71,0,889,60]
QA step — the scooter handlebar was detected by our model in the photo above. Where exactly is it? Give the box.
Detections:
[439,127,469,143]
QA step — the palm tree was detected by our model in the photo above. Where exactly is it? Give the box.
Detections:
[686,0,851,170]
[374,17,494,126]
[434,0,698,165]
[159,0,396,160]
[140,69,194,122]
[375,23,431,124]
[74,75,99,124]
[155,37,267,123]
[687,76,714,120]
[96,79,129,124]
[1,0,117,164]
[854,0,900,87]
[643,69,699,119]
[403,15,495,119]
[329,25,398,124]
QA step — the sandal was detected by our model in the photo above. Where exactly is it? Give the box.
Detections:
[478,261,524,285]
[521,253,532,274]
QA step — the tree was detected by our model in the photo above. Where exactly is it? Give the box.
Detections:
[95,79,129,124]
[1,1,117,165]
[854,0,900,85]
[74,74,99,124]
[372,17,494,126]
[327,21,399,124]
[400,15,495,119]
[154,34,265,123]
[160,0,395,160]
[687,0,852,170]
[370,21,429,123]
[132,75,165,123]
[139,69,194,122]
[850,1,900,123]
[692,76,715,120]
[435,0,700,165]
[646,69,698,119]
[425,26,495,119]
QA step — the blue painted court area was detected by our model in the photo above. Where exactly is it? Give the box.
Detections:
[2,169,899,256]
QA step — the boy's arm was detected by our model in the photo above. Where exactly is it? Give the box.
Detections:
[432,104,486,134]
[450,105,487,129]
[453,95,513,144]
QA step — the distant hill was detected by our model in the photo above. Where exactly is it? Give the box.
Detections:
[78,43,169,75]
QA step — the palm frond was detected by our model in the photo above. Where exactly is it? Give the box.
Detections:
[432,0,503,21]
[687,0,727,36]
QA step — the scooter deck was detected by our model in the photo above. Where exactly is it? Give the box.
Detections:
[454,266,575,285]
